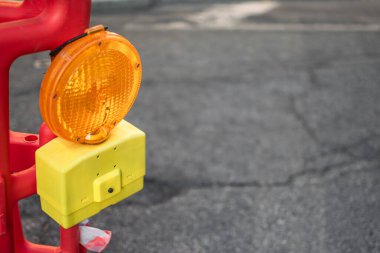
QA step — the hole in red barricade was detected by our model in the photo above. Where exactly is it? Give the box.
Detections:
[24,135,38,142]
[10,51,50,133]
[19,195,60,246]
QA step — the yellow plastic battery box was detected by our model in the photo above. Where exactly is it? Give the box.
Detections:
[36,120,145,228]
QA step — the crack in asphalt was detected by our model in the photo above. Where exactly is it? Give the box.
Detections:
[288,96,320,145]
[133,153,380,208]
[148,157,378,190]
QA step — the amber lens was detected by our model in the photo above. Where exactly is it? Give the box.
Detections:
[40,28,142,144]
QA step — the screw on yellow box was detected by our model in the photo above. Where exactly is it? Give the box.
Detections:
[36,120,145,228]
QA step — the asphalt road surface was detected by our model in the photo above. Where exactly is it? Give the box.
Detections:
[11,1,380,252]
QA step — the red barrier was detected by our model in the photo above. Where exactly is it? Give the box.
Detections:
[0,1,91,252]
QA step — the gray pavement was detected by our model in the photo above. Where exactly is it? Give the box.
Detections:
[11,1,380,252]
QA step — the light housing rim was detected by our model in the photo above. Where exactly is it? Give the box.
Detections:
[40,26,142,144]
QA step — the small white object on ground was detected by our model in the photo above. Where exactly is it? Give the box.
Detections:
[79,222,112,252]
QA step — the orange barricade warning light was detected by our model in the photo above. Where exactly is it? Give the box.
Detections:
[40,25,142,144]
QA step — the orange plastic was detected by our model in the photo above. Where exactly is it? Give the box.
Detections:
[40,25,142,144]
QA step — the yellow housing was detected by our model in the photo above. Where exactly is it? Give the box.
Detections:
[36,120,145,228]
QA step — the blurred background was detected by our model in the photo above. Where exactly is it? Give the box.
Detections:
[11,0,380,252]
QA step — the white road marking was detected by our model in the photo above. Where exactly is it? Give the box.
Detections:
[187,1,279,28]
[125,23,380,32]
[123,1,380,32]
[33,59,50,70]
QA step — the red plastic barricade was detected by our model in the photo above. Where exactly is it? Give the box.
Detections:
[0,1,91,252]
